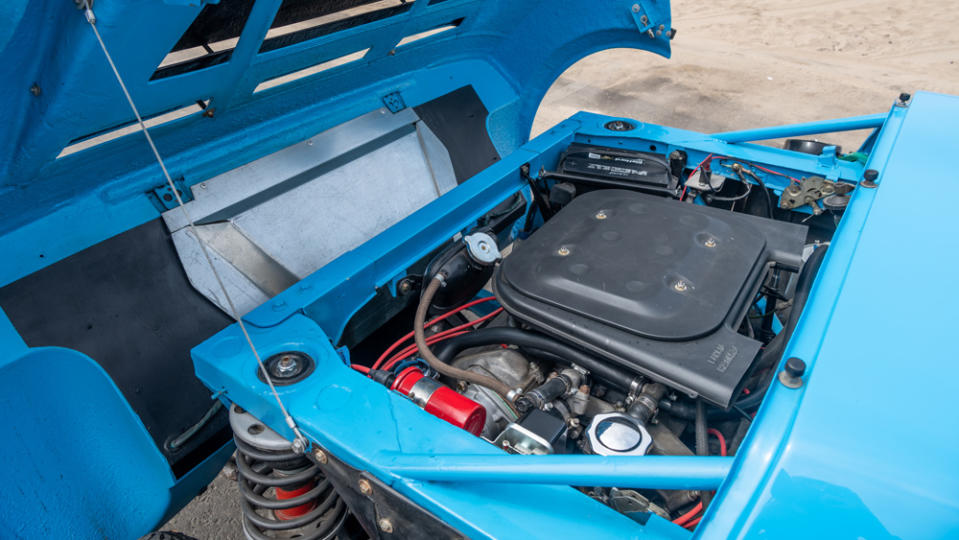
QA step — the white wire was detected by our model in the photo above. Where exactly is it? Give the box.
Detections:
[81,4,309,451]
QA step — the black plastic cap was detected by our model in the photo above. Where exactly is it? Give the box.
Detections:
[785,357,806,378]
[899,92,912,103]
[864,169,879,181]
[368,369,396,387]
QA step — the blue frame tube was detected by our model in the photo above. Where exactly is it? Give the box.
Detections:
[381,454,733,490]
[711,113,887,143]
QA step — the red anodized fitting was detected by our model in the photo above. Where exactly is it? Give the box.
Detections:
[393,367,486,436]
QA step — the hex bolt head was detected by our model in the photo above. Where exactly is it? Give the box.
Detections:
[313,447,328,465]
[358,478,373,496]
[276,355,297,376]
[378,518,394,534]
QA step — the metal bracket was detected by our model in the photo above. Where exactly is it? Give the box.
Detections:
[629,3,663,39]
[382,91,406,113]
[779,176,853,215]
[152,177,192,210]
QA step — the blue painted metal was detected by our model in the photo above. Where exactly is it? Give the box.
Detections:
[703,91,959,539]
[379,454,732,490]
[3,0,958,537]
[711,112,888,143]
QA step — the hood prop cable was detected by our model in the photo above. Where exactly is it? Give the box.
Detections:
[79,2,310,454]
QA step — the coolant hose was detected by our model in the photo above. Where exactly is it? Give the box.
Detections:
[433,327,637,389]
[415,276,515,402]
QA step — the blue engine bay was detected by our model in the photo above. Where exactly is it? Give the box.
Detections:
[1,1,958,539]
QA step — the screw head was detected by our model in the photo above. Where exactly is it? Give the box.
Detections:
[358,478,373,496]
[313,447,328,464]
[632,3,640,12]
[378,518,394,533]
[704,238,717,248]
[557,246,571,256]
[595,211,608,220]
[673,280,688,292]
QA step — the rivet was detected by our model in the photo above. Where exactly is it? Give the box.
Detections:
[673,280,688,292]
[704,238,716,248]
[313,448,328,464]
[632,3,640,12]
[358,478,373,496]
[557,247,571,256]
[378,518,394,533]
[595,211,608,220]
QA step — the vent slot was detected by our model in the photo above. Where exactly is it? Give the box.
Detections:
[260,0,414,54]
[396,19,462,48]
[57,101,209,159]
[253,50,370,93]
[150,0,256,81]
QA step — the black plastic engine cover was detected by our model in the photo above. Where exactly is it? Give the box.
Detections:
[494,190,807,407]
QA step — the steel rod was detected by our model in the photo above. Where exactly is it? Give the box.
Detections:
[382,453,733,490]
[711,113,887,144]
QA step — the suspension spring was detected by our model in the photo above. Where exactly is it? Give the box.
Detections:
[230,404,349,540]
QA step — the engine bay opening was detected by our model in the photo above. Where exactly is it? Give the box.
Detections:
[323,136,842,533]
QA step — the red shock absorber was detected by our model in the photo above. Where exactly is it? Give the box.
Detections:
[393,368,486,435]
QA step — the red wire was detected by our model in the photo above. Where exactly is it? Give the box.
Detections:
[382,330,470,371]
[371,296,497,370]
[708,428,728,456]
[672,502,703,526]
[382,307,504,371]
[684,517,702,529]
[748,162,800,183]
[351,364,370,374]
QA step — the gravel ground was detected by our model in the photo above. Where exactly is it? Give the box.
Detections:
[163,1,959,538]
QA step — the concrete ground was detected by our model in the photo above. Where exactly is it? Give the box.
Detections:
[163,0,959,537]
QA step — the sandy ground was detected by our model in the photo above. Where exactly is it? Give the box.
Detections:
[163,1,959,537]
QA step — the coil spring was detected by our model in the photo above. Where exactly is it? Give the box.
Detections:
[232,410,348,540]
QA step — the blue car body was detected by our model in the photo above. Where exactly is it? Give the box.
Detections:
[1,0,957,538]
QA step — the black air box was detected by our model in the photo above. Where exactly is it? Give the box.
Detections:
[494,190,807,407]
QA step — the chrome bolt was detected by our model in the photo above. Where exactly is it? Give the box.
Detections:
[378,518,394,534]
[595,211,608,220]
[358,478,373,496]
[704,238,717,248]
[313,448,328,465]
[674,280,688,292]
[557,247,571,256]
[276,355,297,376]
[632,3,640,12]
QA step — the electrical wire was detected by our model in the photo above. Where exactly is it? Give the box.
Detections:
[708,428,728,456]
[80,3,309,452]
[672,502,703,527]
[371,296,497,370]
[383,308,504,370]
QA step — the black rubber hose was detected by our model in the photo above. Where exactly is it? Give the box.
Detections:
[433,327,636,389]
[661,245,828,418]
[695,401,712,509]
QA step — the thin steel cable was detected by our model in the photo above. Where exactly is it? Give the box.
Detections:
[81,4,309,451]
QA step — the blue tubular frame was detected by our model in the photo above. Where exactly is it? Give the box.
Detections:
[379,454,733,490]
[710,113,889,143]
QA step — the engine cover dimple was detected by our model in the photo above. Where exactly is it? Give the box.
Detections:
[494,189,807,407]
